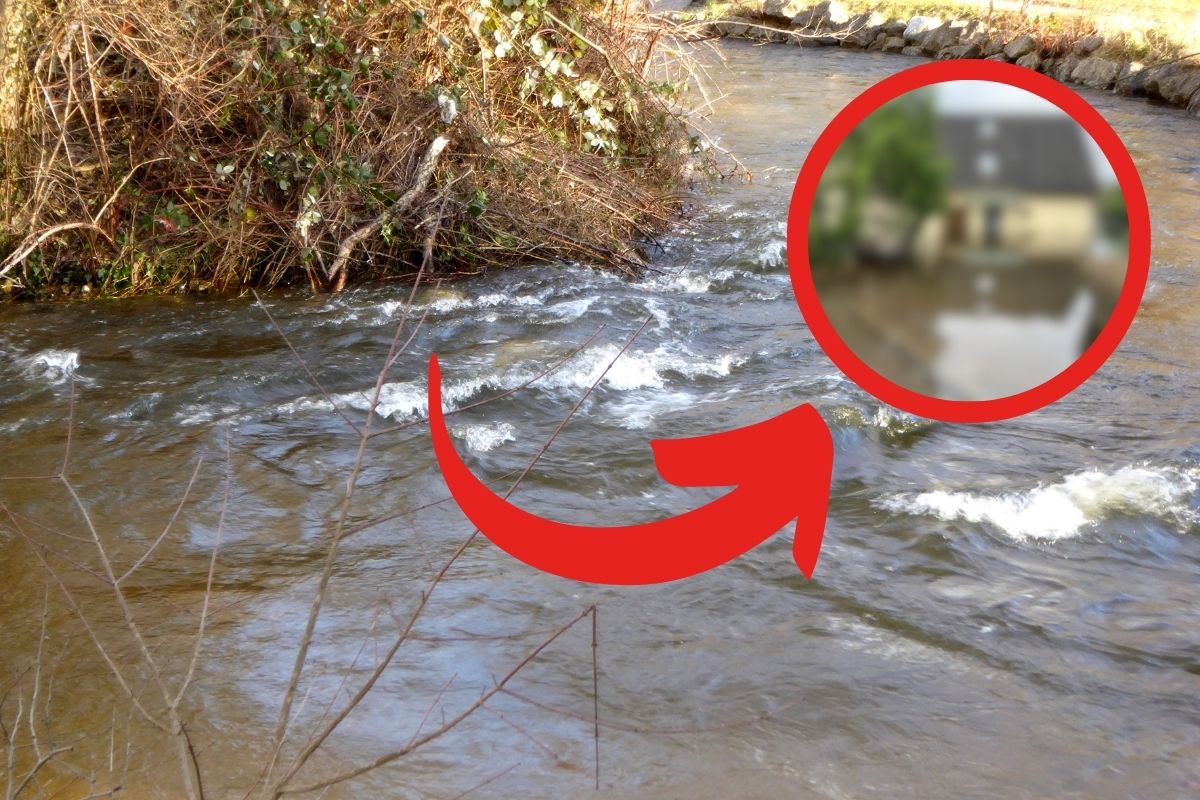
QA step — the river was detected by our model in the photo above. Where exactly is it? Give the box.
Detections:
[1,42,1198,799]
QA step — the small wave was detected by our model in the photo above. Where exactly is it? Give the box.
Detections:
[878,465,1200,541]
[605,390,697,429]
[274,343,745,422]
[105,392,165,424]
[825,404,934,437]
[534,297,597,323]
[667,273,716,294]
[641,269,739,295]
[536,343,745,394]
[424,293,472,314]
[176,402,245,426]
[870,406,933,437]
[756,239,787,270]
[642,298,672,331]
[452,422,516,452]
[276,374,494,421]
[20,349,81,385]
[367,290,546,323]
[478,293,543,309]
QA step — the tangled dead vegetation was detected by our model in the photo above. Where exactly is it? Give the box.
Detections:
[0,0,714,297]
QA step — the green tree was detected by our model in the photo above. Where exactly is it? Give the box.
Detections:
[810,89,949,270]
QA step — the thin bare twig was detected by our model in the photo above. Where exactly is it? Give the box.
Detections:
[447,762,520,800]
[592,604,600,791]
[118,457,205,585]
[173,429,231,707]
[279,606,593,795]
[263,220,434,790]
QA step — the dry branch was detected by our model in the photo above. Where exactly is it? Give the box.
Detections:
[326,135,449,291]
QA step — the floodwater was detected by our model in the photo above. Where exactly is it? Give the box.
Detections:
[2,43,1199,799]
[816,263,1117,399]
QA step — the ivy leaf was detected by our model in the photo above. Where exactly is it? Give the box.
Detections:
[467,189,488,217]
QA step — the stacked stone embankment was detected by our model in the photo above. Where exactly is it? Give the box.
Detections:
[689,1,1200,116]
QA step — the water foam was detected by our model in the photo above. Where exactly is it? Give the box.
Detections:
[536,297,597,323]
[536,343,745,393]
[642,268,739,295]
[452,422,516,452]
[176,402,244,426]
[273,343,746,422]
[287,374,494,420]
[756,239,787,270]
[879,465,1200,541]
[605,390,697,429]
[20,349,81,385]
[368,290,546,323]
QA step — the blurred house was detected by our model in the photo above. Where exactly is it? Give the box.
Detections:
[923,115,1100,269]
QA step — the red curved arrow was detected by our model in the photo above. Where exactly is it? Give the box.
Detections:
[427,354,835,584]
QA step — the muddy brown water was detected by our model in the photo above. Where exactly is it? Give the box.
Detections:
[2,43,1199,799]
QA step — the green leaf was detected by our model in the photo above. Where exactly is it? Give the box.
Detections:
[467,189,488,218]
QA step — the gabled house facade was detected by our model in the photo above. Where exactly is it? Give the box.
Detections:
[928,114,1101,268]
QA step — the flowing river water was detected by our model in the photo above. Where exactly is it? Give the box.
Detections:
[2,43,1199,799]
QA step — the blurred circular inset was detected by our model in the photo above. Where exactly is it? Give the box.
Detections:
[788,61,1150,423]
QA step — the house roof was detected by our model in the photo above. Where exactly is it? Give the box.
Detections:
[937,115,1098,194]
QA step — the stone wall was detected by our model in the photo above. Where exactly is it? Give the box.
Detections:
[685,2,1200,116]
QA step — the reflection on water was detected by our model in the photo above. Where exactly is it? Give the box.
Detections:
[934,289,1094,398]
[818,263,1115,399]
[810,80,1129,400]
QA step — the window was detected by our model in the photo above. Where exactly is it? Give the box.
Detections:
[976,151,1000,180]
[984,203,1003,247]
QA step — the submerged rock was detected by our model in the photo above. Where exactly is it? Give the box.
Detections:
[881,35,906,53]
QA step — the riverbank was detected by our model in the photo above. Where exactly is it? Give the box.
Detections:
[0,1,705,300]
[675,0,1200,114]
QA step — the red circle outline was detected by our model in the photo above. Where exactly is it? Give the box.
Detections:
[787,60,1151,423]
